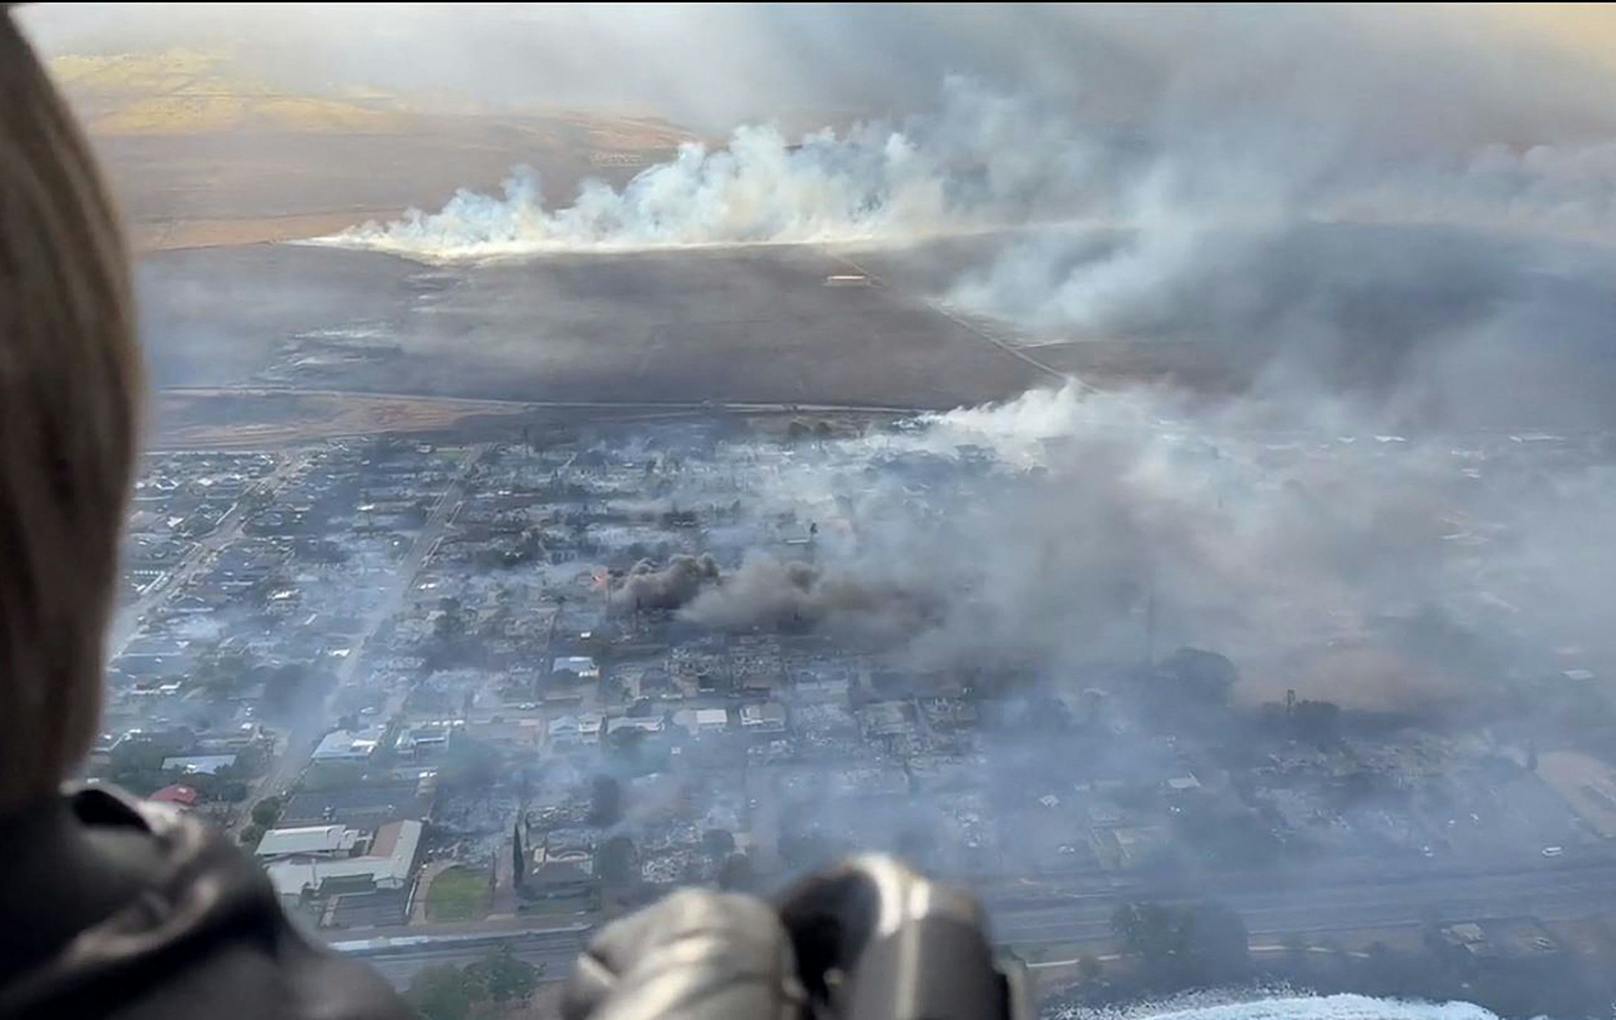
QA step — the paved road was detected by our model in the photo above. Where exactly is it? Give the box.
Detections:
[991,858,1616,945]
[341,857,1616,988]
[340,928,591,987]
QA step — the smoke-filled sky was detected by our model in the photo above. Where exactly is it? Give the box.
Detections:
[627,382,1616,713]
[30,10,1616,1010]
[19,4,1616,137]
[170,4,1616,432]
[27,1,1616,661]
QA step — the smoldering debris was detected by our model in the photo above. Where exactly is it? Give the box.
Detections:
[628,379,1616,713]
[681,556,938,637]
[609,551,937,638]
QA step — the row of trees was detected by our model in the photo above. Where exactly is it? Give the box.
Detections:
[1109,900,1250,990]
[406,946,541,1020]
[237,795,285,849]
[104,733,266,801]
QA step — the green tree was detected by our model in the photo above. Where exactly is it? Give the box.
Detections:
[1110,900,1248,986]
[1111,902,1184,969]
[250,795,283,828]
[435,597,467,641]
[1162,648,1237,704]
[512,823,526,891]
[192,642,253,697]
[1292,699,1342,745]
[406,948,542,1020]
[239,823,265,849]
[1077,954,1103,982]
[464,945,539,1005]
[406,963,476,1020]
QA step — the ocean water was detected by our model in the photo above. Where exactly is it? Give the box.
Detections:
[1046,992,1504,1020]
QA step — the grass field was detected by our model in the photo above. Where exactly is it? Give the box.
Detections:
[425,866,492,923]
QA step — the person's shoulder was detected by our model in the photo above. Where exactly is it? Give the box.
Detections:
[0,786,412,1020]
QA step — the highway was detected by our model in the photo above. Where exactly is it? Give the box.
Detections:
[339,928,591,986]
[339,857,1616,988]
[988,857,1616,945]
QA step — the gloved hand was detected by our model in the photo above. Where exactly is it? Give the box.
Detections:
[562,889,808,1020]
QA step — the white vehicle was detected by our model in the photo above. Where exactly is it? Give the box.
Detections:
[1542,845,1565,858]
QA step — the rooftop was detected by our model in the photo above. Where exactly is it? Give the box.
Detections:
[161,753,238,775]
[265,819,423,897]
[312,727,384,762]
[740,702,787,728]
[256,824,362,858]
[150,784,199,807]
[552,656,600,678]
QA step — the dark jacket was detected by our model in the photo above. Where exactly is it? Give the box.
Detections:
[0,786,413,1019]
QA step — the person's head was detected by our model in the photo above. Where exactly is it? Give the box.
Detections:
[0,13,142,811]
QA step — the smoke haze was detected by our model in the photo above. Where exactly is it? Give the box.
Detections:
[655,381,1616,712]
[25,6,1616,1017]
[283,7,1616,430]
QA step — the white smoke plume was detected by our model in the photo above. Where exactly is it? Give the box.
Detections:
[310,130,939,259]
[308,103,980,260]
[662,379,1616,710]
[305,64,1616,285]
[302,77,1110,261]
[945,135,1616,345]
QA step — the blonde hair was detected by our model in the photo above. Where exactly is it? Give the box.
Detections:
[0,13,142,809]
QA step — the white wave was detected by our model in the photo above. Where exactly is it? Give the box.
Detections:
[1047,992,1501,1020]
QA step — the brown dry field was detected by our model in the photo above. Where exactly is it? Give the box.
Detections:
[137,242,1055,418]
[151,391,534,449]
[129,212,400,253]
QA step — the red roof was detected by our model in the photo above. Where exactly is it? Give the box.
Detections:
[151,784,199,807]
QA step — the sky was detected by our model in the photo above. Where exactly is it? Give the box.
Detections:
[19,4,1616,136]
